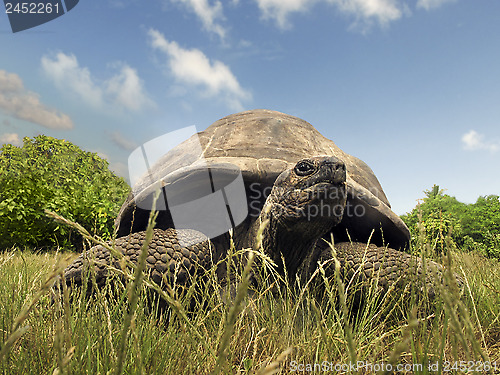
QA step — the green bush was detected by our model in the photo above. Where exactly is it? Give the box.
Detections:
[401,185,500,258]
[401,185,463,255]
[461,195,500,255]
[0,135,130,250]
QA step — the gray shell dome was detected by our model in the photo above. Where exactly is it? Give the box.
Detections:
[116,109,410,249]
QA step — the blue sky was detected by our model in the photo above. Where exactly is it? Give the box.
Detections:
[1,0,499,215]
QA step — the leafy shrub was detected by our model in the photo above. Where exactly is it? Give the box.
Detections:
[402,185,500,259]
[460,195,500,257]
[0,135,130,250]
[401,185,463,255]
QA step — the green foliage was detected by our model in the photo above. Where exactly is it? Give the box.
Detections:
[401,185,463,255]
[0,135,130,250]
[461,195,500,257]
[402,185,500,258]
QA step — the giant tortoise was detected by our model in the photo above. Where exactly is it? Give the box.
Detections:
[63,109,450,299]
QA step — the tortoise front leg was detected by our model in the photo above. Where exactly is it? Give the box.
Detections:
[312,242,462,299]
[63,228,216,293]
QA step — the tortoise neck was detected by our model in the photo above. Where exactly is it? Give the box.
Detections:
[248,203,319,278]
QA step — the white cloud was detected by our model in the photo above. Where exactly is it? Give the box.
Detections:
[0,133,22,146]
[256,0,403,29]
[41,53,103,108]
[41,52,154,112]
[171,0,226,39]
[330,0,403,27]
[148,29,251,110]
[462,130,499,153]
[106,64,155,111]
[255,0,457,30]
[0,70,73,129]
[109,130,137,151]
[256,0,312,29]
[416,0,456,11]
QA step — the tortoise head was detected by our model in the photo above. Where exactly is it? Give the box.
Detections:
[267,156,347,238]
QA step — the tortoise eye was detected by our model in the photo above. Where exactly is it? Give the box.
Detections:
[294,160,315,176]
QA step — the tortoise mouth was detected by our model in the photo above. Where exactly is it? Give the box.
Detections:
[303,181,346,198]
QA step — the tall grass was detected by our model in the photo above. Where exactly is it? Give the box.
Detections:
[1,223,499,374]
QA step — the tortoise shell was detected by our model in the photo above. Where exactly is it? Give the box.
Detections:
[116,109,410,249]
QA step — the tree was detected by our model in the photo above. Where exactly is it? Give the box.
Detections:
[401,185,500,258]
[461,195,500,258]
[0,135,130,250]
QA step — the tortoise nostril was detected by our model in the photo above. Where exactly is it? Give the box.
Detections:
[328,162,344,174]
[332,162,346,183]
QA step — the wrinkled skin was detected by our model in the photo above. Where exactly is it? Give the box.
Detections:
[301,241,462,301]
